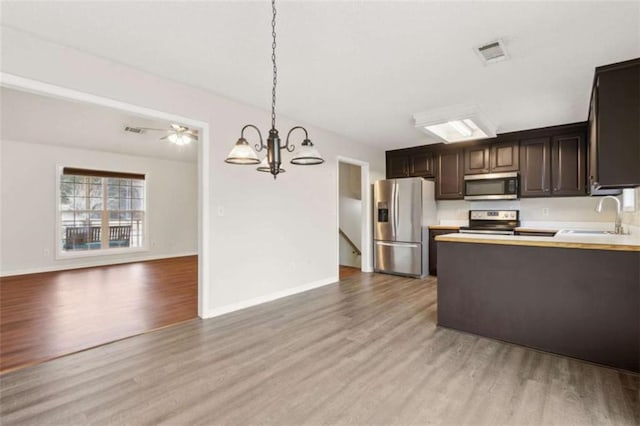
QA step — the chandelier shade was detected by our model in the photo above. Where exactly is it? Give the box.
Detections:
[224,138,260,165]
[291,139,325,165]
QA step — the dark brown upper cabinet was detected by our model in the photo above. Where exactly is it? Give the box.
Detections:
[386,148,434,179]
[552,132,586,196]
[464,146,490,175]
[520,137,551,197]
[409,149,434,178]
[386,154,409,178]
[436,150,464,200]
[588,58,640,191]
[464,140,518,175]
[386,122,587,199]
[490,141,519,173]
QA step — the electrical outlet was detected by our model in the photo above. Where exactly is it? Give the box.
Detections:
[217,206,225,217]
[542,208,549,217]
[43,248,50,257]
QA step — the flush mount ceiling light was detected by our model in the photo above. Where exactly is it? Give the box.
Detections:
[224,0,324,179]
[413,104,496,144]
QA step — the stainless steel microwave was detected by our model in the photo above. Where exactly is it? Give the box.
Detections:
[464,172,519,200]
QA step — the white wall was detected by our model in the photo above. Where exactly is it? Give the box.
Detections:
[622,187,640,228]
[437,196,618,227]
[338,162,361,268]
[0,139,197,275]
[0,27,385,313]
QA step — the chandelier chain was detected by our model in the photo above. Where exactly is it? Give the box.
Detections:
[271,0,277,129]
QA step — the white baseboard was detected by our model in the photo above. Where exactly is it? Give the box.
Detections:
[0,252,198,277]
[203,276,339,319]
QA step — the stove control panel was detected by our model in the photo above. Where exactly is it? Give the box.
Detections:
[469,210,519,221]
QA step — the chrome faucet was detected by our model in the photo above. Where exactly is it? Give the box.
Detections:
[595,196,624,234]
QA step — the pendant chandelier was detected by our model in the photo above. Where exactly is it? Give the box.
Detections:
[224,0,324,179]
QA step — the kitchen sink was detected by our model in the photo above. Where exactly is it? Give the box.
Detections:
[557,229,615,236]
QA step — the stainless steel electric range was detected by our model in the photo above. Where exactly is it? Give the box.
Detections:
[458,210,520,235]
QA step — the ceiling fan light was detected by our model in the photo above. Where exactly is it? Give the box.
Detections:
[225,138,260,165]
[168,133,193,146]
[290,139,324,165]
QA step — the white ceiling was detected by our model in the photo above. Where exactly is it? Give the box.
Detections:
[0,87,198,162]
[1,1,638,149]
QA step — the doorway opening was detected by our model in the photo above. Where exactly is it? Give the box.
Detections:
[337,157,372,281]
[0,73,210,373]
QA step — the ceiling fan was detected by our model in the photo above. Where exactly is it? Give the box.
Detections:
[125,124,198,146]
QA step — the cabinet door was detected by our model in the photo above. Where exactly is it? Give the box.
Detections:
[594,62,640,187]
[409,151,434,177]
[464,146,490,175]
[490,141,520,172]
[436,151,464,200]
[588,84,599,191]
[520,138,551,197]
[386,155,408,178]
[552,133,586,196]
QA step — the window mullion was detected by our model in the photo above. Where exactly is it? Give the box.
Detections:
[102,177,109,249]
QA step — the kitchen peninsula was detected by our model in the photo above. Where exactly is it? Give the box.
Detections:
[436,232,640,372]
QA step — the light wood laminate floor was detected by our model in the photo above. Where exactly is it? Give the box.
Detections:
[0,256,198,373]
[1,272,638,425]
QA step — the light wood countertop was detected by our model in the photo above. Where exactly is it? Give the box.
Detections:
[435,233,640,252]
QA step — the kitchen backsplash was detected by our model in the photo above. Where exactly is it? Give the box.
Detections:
[437,196,619,224]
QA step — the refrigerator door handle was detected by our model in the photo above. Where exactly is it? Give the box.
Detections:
[376,241,420,248]
[390,182,396,239]
[394,182,399,238]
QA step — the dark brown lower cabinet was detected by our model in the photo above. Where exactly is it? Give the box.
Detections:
[520,137,551,197]
[428,229,458,275]
[437,241,640,372]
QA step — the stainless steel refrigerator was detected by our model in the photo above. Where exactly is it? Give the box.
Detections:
[373,178,436,278]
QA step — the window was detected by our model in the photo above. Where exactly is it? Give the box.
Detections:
[59,168,146,254]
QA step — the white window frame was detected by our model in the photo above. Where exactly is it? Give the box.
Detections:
[55,165,150,259]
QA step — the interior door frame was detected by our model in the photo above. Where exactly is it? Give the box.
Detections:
[336,156,373,274]
[0,72,210,318]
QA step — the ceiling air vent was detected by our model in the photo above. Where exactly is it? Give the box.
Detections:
[124,126,144,134]
[475,39,508,65]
